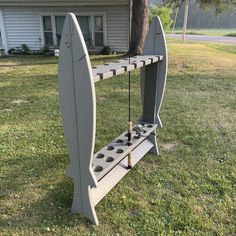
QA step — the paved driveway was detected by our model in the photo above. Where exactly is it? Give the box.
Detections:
[167,34,236,44]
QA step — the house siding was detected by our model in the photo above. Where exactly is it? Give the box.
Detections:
[2,6,129,52]
[0,0,129,7]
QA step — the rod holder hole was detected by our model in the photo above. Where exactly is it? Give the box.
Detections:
[106,157,114,162]
[147,124,153,128]
[116,139,123,143]
[96,153,104,159]
[116,149,124,154]
[107,146,115,151]
[94,166,103,172]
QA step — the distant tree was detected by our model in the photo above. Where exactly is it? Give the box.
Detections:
[149,5,174,30]
[130,0,236,54]
[162,0,236,13]
[197,0,235,13]
[162,0,236,42]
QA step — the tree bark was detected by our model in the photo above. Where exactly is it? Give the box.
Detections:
[130,0,148,56]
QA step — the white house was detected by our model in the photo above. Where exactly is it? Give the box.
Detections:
[0,0,129,54]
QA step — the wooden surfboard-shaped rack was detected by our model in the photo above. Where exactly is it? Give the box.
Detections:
[58,13,168,225]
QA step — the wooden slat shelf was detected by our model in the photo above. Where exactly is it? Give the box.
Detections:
[92,55,163,82]
[92,122,157,181]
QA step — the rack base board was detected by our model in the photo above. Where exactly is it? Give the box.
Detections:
[91,122,157,181]
[91,138,154,206]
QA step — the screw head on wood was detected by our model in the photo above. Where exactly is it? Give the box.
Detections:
[65,42,70,48]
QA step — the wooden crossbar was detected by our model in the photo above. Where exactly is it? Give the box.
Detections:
[93,55,163,82]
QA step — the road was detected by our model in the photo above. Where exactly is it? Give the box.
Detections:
[167,34,236,44]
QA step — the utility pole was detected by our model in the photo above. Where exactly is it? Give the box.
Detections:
[182,0,189,43]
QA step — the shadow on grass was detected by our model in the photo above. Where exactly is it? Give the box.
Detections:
[1,153,97,232]
[0,55,58,67]
[0,61,58,68]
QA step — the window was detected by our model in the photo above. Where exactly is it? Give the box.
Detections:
[94,16,104,47]
[55,16,66,46]
[77,16,92,48]
[41,14,105,48]
[0,30,3,48]
[43,16,54,46]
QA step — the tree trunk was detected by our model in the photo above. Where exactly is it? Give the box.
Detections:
[130,0,148,56]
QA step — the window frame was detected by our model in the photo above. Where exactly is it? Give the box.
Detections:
[39,13,107,49]
[0,9,7,51]
[94,15,105,47]
[41,15,54,47]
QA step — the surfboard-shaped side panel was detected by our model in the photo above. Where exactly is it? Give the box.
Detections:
[140,16,168,126]
[58,13,97,187]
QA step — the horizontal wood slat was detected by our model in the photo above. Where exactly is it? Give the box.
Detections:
[92,55,163,82]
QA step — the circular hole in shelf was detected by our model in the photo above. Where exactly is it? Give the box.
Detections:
[147,124,153,128]
[133,135,140,139]
[106,157,114,162]
[96,153,104,159]
[107,146,115,151]
[116,149,124,154]
[124,133,128,137]
[116,139,123,143]
[94,166,103,172]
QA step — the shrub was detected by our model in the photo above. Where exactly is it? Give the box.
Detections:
[21,44,30,55]
[101,46,112,55]
[8,48,16,55]
[149,5,174,30]
[8,44,31,55]
[42,45,50,55]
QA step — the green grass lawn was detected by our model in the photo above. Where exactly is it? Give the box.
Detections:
[0,41,236,235]
[168,28,236,37]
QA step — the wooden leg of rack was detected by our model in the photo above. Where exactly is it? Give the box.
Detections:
[71,182,99,225]
[148,132,159,156]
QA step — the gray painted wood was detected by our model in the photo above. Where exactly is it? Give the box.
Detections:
[58,13,98,224]
[58,14,167,225]
[93,55,162,82]
[141,16,168,127]
[91,138,154,206]
[92,122,157,181]
[140,16,168,155]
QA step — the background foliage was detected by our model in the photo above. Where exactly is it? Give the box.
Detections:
[149,5,174,30]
